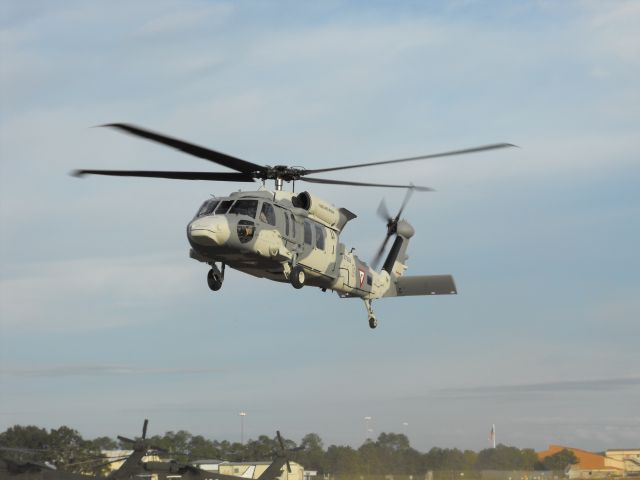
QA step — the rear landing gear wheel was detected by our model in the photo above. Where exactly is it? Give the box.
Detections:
[363,299,378,329]
[290,265,305,289]
[207,269,223,291]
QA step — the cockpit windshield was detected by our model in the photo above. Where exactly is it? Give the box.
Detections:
[195,199,219,217]
[215,200,234,214]
[228,199,258,218]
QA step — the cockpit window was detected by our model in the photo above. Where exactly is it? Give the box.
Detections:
[196,199,219,217]
[215,200,234,214]
[229,199,258,218]
[259,202,276,226]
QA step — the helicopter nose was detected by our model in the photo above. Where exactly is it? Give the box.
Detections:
[188,216,231,246]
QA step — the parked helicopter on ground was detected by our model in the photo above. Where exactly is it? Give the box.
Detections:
[1,420,295,480]
[73,123,515,328]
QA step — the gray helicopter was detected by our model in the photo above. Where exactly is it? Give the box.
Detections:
[74,124,515,328]
[1,420,295,480]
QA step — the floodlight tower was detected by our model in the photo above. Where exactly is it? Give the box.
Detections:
[239,411,247,444]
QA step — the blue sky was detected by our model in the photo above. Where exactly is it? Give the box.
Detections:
[0,0,639,451]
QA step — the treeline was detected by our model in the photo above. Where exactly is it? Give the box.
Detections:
[0,426,577,475]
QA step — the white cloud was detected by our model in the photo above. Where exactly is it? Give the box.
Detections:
[0,253,198,331]
[136,3,234,37]
[0,365,222,377]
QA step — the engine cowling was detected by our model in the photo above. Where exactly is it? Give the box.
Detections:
[294,191,340,227]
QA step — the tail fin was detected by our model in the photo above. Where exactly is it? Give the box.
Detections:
[382,219,414,277]
[256,431,296,480]
[256,456,287,480]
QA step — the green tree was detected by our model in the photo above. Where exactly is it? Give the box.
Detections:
[541,449,578,471]
[325,445,361,474]
[475,445,530,470]
[294,433,325,472]
[0,425,104,474]
[89,436,118,451]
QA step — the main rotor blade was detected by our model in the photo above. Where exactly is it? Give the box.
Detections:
[300,177,433,191]
[101,123,266,175]
[276,431,285,451]
[72,170,256,182]
[305,143,517,175]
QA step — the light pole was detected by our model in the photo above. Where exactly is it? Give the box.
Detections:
[364,416,373,438]
[239,411,247,444]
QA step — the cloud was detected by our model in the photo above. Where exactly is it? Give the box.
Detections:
[434,376,640,399]
[0,252,199,332]
[136,3,234,37]
[0,365,222,377]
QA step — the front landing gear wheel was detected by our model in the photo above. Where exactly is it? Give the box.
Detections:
[290,265,305,289]
[368,316,378,329]
[207,269,223,291]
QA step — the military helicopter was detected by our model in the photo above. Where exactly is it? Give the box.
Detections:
[73,124,515,328]
[1,420,296,480]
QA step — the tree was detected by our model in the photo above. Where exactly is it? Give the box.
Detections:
[0,425,104,474]
[541,449,578,471]
[294,433,326,472]
[325,445,361,474]
[475,445,530,470]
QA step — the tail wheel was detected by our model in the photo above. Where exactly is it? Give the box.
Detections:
[368,316,378,329]
[290,265,305,289]
[207,269,223,291]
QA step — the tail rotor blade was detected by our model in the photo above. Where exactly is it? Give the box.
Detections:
[286,460,292,473]
[376,198,392,222]
[142,419,148,440]
[117,436,136,445]
[372,233,392,270]
[395,186,415,221]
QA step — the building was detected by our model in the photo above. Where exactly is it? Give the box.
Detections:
[606,450,640,477]
[101,450,161,473]
[219,461,304,480]
[191,460,305,480]
[538,445,640,478]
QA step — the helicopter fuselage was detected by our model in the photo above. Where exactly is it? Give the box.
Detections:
[187,189,391,299]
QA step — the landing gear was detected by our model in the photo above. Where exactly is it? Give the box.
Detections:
[207,263,224,291]
[290,265,305,289]
[363,299,378,329]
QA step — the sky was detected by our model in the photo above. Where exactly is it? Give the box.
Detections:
[0,0,639,453]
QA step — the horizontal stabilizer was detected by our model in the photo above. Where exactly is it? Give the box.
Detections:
[389,275,457,297]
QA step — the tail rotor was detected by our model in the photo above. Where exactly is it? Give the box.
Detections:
[372,187,416,269]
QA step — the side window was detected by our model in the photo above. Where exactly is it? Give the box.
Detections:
[303,221,313,245]
[259,202,276,226]
[215,200,234,214]
[314,223,325,250]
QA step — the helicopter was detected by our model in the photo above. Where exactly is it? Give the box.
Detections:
[73,123,515,329]
[1,420,296,480]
